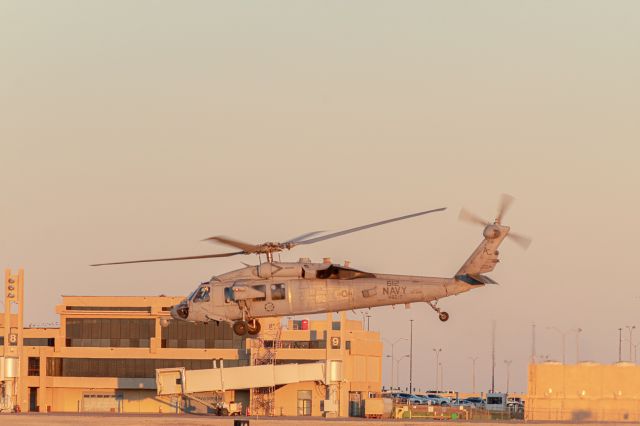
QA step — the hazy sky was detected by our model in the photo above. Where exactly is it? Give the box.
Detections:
[2,1,640,393]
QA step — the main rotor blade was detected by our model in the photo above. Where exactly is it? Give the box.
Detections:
[496,193,514,223]
[295,207,447,246]
[459,208,488,226]
[203,236,260,253]
[285,231,325,244]
[507,232,532,250]
[90,251,244,266]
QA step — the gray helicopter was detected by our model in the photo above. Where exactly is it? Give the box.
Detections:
[92,195,530,336]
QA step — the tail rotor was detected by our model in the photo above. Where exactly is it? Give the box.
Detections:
[459,194,531,249]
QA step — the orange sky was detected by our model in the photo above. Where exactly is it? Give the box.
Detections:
[2,1,640,393]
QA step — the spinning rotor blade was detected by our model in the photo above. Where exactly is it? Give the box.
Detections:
[496,193,514,223]
[285,231,325,244]
[459,208,488,226]
[295,207,447,246]
[203,236,260,253]
[90,251,244,266]
[507,232,532,250]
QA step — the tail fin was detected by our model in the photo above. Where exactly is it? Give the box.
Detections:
[456,195,530,282]
[455,223,510,281]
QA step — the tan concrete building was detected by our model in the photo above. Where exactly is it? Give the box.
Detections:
[526,362,640,422]
[1,269,382,416]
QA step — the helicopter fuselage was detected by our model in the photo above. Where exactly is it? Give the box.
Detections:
[170,261,478,324]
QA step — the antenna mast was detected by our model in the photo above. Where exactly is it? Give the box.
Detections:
[491,320,496,393]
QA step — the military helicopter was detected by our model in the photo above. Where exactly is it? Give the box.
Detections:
[92,195,530,336]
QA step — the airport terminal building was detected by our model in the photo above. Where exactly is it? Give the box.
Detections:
[1,269,382,416]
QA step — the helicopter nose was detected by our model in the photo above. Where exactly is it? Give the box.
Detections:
[171,303,189,320]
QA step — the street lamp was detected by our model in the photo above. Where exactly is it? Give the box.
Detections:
[432,348,442,391]
[384,337,407,389]
[409,319,414,394]
[396,354,410,390]
[504,360,512,394]
[626,325,636,362]
[469,356,479,394]
[548,327,582,364]
[575,328,583,362]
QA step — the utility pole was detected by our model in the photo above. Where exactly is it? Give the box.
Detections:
[409,319,414,393]
[469,357,478,394]
[618,328,623,362]
[626,325,636,362]
[491,321,496,393]
[433,348,442,391]
[504,360,512,394]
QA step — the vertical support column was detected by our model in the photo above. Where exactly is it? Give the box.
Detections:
[3,268,25,411]
[151,317,162,354]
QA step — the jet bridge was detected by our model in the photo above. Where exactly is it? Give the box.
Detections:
[156,362,326,395]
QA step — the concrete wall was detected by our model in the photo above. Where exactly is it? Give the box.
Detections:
[526,362,640,422]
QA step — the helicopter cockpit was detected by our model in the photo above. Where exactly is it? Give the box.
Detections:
[191,284,211,303]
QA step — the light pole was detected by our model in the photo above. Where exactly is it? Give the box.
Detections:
[618,328,623,362]
[548,327,581,364]
[469,356,479,394]
[626,325,636,362]
[504,360,512,394]
[409,319,414,393]
[384,337,407,389]
[439,362,444,391]
[576,328,583,363]
[633,343,640,364]
[432,348,442,391]
[396,354,410,390]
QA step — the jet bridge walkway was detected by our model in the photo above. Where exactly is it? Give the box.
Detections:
[156,362,326,396]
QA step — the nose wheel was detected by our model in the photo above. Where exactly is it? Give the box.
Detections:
[428,301,450,322]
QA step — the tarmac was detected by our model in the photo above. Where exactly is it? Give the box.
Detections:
[0,414,635,426]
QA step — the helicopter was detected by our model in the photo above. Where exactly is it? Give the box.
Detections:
[92,195,530,336]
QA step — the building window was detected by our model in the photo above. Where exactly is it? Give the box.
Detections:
[28,357,40,376]
[46,358,242,378]
[160,319,243,349]
[297,390,312,416]
[271,283,286,300]
[65,318,154,348]
[24,338,55,347]
[66,306,151,312]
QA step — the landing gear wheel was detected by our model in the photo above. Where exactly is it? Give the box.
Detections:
[247,319,261,335]
[233,320,248,336]
[439,312,450,322]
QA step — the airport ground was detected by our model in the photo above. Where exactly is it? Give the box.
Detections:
[0,414,634,426]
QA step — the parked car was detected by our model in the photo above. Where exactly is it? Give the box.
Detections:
[462,397,485,408]
[417,394,450,406]
[387,392,424,405]
[451,399,475,408]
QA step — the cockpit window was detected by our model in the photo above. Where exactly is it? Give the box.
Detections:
[271,283,286,300]
[192,285,210,303]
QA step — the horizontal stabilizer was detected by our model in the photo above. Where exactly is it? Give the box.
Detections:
[455,274,499,285]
